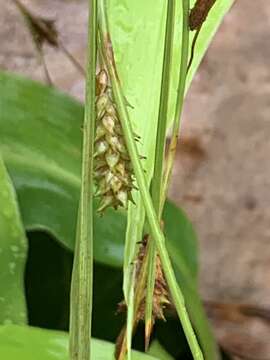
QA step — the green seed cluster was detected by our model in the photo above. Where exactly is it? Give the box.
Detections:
[94,69,135,213]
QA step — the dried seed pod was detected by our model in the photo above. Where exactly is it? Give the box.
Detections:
[117,235,171,322]
[136,236,170,322]
[189,0,216,31]
[94,68,136,213]
[187,0,217,74]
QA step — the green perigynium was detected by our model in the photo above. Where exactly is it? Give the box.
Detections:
[94,68,135,212]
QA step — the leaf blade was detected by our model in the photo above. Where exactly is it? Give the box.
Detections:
[0,325,158,360]
[0,155,28,325]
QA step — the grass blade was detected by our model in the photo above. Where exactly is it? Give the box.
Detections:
[146,0,176,349]
[69,1,97,359]
[162,0,190,206]
[0,155,28,325]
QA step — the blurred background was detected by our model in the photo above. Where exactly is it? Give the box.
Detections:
[1,1,270,359]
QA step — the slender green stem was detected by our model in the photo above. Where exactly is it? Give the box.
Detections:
[98,2,203,359]
[117,240,150,360]
[151,0,175,217]
[146,0,176,348]
[69,1,97,360]
[161,0,190,207]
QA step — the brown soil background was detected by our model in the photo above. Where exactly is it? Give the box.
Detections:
[1,1,270,358]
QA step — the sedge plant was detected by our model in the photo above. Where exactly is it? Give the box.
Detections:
[69,0,232,360]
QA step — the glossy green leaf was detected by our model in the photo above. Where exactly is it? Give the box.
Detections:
[0,71,125,267]
[0,325,158,360]
[0,156,27,325]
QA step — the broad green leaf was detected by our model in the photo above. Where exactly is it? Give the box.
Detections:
[0,156,27,325]
[25,239,122,338]
[148,341,173,360]
[0,71,125,268]
[0,325,158,360]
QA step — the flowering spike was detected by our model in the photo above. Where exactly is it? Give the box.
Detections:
[94,68,136,213]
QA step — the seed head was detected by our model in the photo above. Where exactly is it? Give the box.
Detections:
[94,68,136,213]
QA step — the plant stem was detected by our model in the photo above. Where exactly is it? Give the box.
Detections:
[146,0,176,347]
[116,239,150,360]
[69,1,97,360]
[161,0,190,207]
[151,0,175,218]
[98,2,203,359]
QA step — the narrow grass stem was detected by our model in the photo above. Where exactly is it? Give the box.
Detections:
[69,1,97,360]
[116,240,150,360]
[151,0,175,217]
[161,0,190,207]
[146,0,176,348]
[99,2,203,359]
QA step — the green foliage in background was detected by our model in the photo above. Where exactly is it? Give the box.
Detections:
[0,325,157,360]
[0,157,27,325]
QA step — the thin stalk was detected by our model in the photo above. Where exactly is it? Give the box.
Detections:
[37,47,53,86]
[151,0,175,216]
[98,2,203,359]
[69,1,97,360]
[116,240,150,360]
[58,40,86,76]
[146,0,176,348]
[161,0,190,207]
[126,266,136,360]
